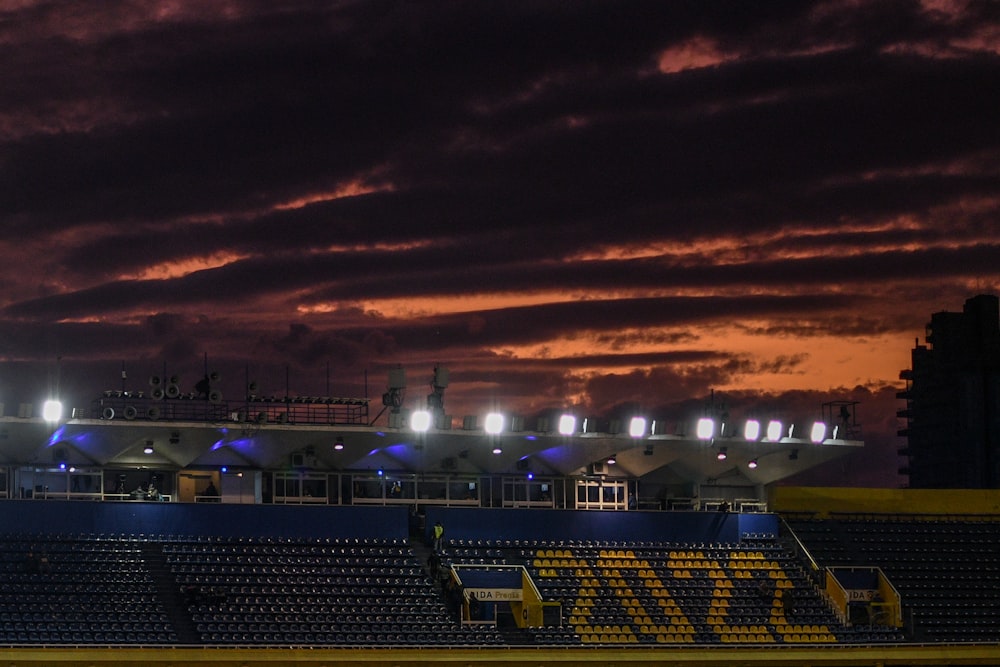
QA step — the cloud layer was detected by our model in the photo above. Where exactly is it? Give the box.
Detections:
[2,1,999,486]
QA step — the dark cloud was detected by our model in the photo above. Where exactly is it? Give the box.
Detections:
[0,1,997,486]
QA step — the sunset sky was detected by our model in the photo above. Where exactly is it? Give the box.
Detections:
[2,1,998,487]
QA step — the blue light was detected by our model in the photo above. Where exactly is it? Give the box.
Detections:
[527,472,534,480]
[377,467,384,477]
[221,466,228,473]
[46,426,67,447]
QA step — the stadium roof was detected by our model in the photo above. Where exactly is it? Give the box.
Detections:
[3,411,861,486]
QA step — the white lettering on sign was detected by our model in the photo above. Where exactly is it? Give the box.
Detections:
[466,588,523,601]
[848,589,878,601]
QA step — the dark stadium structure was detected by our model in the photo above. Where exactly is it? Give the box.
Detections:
[0,374,998,665]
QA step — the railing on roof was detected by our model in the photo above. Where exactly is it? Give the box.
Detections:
[89,391,370,426]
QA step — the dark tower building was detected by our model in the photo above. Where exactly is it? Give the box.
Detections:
[898,294,1000,488]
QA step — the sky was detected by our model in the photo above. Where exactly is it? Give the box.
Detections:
[1,0,999,487]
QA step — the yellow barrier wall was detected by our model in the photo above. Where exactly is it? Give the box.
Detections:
[769,487,1000,517]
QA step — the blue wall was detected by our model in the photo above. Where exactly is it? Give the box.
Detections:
[0,501,777,544]
[424,507,777,544]
[0,500,409,540]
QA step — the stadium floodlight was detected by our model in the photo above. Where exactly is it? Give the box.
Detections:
[810,421,827,443]
[747,458,758,469]
[744,419,761,441]
[765,420,783,442]
[696,417,715,440]
[557,414,576,435]
[42,399,62,423]
[410,410,432,432]
[484,412,504,435]
[628,417,647,438]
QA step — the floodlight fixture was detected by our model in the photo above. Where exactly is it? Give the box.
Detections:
[557,414,576,435]
[744,419,761,441]
[527,472,534,480]
[377,467,384,477]
[492,445,503,455]
[810,421,827,443]
[42,399,62,423]
[765,420,783,442]
[143,444,154,454]
[410,410,432,432]
[696,417,715,440]
[717,447,728,461]
[628,417,647,438]
[334,437,345,451]
[747,458,758,469]
[484,412,504,435]
[607,453,617,465]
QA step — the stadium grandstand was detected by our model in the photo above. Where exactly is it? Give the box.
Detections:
[0,367,997,665]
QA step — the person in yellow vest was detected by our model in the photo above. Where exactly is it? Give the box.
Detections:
[433,521,445,553]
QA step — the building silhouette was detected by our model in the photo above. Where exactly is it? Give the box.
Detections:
[898,294,1000,488]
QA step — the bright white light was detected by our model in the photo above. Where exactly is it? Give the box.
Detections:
[744,420,761,441]
[42,400,62,422]
[717,449,728,461]
[766,420,783,442]
[410,410,432,432]
[484,412,504,435]
[143,445,154,454]
[748,459,758,469]
[696,417,715,440]
[629,417,647,438]
[558,414,576,435]
[810,421,827,443]
[492,445,503,455]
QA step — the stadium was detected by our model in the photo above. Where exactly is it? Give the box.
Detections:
[1,366,998,666]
